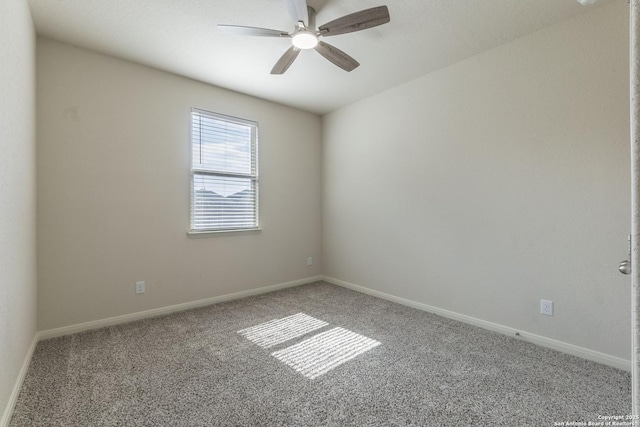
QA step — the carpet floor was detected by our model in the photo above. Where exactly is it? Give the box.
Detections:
[10,281,631,426]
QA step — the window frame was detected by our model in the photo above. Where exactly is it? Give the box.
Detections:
[188,108,260,234]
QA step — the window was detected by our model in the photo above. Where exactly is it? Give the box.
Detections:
[190,109,258,232]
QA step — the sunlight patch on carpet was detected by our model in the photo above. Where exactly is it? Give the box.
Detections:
[271,327,381,379]
[237,313,328,348]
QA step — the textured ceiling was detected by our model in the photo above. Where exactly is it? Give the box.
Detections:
[27,0,613,114]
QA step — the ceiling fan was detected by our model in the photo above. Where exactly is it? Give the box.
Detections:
[218,0,390,74]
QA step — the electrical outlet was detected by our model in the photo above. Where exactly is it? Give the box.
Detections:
[540,299,553,316]
[135,281,145,294]
[307,257,313,266]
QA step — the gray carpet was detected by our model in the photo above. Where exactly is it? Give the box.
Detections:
[10,281,631,426]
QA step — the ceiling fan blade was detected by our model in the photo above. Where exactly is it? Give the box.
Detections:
[218,24,289,37]
[319,6,390,37]
[285,0,309,25]
[314,41,359,72]
[271,46,301,74]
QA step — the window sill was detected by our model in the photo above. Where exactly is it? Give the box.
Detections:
[187,228,262,237]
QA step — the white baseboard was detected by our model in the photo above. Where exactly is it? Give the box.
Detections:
[39,276,323,340]
[322,276,631,372]
[1,334,38,427]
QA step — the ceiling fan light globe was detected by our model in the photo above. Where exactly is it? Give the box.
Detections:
[292,32,318,49]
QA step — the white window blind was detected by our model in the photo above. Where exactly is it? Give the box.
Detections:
[190,109,258,232]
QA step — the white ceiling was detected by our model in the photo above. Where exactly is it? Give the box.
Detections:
[27,0,612,114]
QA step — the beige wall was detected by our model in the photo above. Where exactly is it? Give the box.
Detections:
[31,0,632,365]
[0,0,37,422]
[36,39,322,330]
[323,2,631,360]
